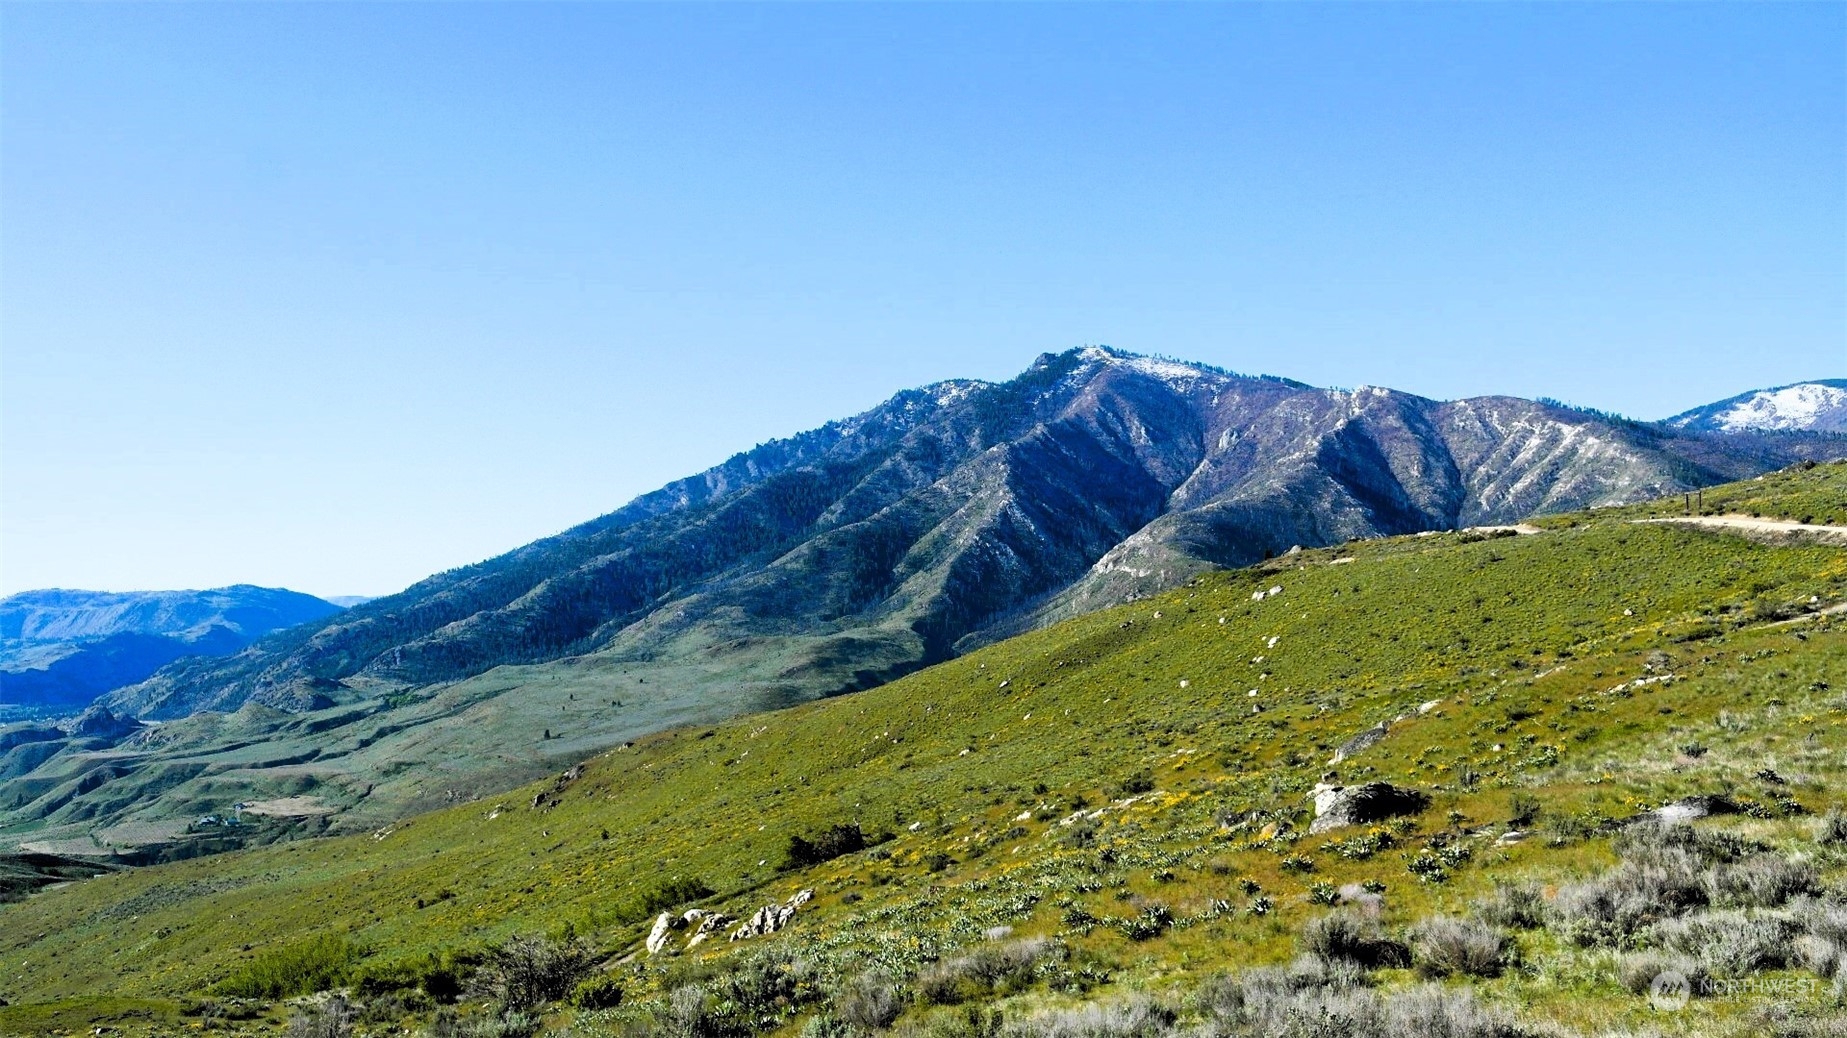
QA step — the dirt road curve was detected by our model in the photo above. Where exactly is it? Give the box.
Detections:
[1635,514,1847,545]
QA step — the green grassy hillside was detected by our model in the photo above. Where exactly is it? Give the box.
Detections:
[2,463,1845,1038]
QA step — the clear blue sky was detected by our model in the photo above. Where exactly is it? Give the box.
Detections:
[3,3,1842,598]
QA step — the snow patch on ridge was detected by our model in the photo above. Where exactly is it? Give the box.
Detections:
[1710,384,1847,433]
[925,379,988,406]
[1076,346,1224,392]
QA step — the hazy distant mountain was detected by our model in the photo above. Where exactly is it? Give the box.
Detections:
[1667,379,1847,434]
[324,596,376,608]
[111,348,1837,724]
[0,586,344,712]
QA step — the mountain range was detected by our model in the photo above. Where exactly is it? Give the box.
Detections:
[106,349,1841,720]
[5,348,1843,857]
[0,586,345,715]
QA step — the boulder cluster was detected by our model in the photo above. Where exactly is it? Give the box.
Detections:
[646,888,814,955]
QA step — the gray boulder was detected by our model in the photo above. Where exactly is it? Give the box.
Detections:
[1309,782,1430,834]
[645,911,676,954]
[1329,722,1388,765]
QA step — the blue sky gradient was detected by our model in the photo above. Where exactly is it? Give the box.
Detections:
[3,3,1842,596]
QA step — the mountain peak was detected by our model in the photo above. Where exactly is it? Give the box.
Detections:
[1668,379,1847,434]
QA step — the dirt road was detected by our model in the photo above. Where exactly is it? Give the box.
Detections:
[1635,514,1847,545]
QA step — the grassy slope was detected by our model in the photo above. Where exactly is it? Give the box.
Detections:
[1,463,1844,1034]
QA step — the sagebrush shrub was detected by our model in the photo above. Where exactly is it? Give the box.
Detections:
[1473,881,1545,931]
[1382,985,1524,1038]
[924,937,1054,997]
[1796,897,1847,945]
[1000,997,1176,1038]
[1816,810,1847,847]
[1615,819,1757,867]
[1410,916,1508,978]
[470,935,597,1011]
[1198,970,1523,1038]
[1705,853,1820,908]
[1301,910,1409,969]
[837,972,905,1031]
[1793,935,1845,979]
[287,996,354,1038]
[1551,853,1707,946]
[1654,910,1795,978]
[1615,951,1706,996]
[1193,956,1364,1017]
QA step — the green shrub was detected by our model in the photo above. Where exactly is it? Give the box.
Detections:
[215,934,361,999]
[638,876,716,915]
[785,823,881,869]
[1116,904,1173,941]
[1115,771,1155,796]
[570,974,624,1010]
[353,946,483,1002]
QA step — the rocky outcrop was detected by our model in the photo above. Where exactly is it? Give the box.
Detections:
[683,909,733,949]
[67,706,141,743]
[729,888,814,941]
[647,892,810,953]
[1309,782,1430,834]
[1631,794,1737,827]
